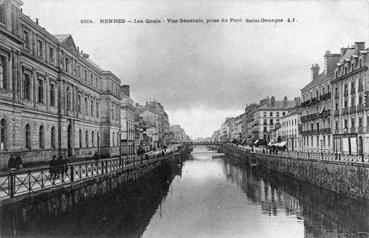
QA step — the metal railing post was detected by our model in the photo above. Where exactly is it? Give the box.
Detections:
[9,169,15,198]
[70,165,74,182]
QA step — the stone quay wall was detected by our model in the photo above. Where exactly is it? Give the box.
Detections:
[219,144,369,200]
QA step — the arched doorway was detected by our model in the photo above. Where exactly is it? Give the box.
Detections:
[67,124,72,157]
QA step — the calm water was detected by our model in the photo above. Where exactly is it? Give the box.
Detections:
[2,146,369,237]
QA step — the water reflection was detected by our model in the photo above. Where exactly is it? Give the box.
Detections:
[143,146,369,238]
[2,146,369,238]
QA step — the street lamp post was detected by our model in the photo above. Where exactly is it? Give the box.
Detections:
[118,129,122,168]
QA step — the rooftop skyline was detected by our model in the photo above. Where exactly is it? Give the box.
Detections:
[23,0,369,138]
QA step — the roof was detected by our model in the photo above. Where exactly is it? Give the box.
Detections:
[257,100,296,110]
[301,72,330,92]
[338,48,356,65]
[53,34,71,43]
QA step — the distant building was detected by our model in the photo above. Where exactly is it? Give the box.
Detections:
[253,96,298,141]
[277,109,302,151]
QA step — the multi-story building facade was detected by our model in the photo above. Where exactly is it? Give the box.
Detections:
[0,0,122,167]
[300,51,340,152]
[170,125,189,143]
[120,85,136,155]
[253,96,296,141]
[244,103,259,144]
[331,42,368,155]
[277,109,302,151]
[230,116,242,141]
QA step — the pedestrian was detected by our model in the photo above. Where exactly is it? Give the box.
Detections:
[49,155,57,180]
[7,154,16,170]
[57,156,64,178]
[15,153,23,169]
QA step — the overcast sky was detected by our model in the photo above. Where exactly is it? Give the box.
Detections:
[23,0,369,139]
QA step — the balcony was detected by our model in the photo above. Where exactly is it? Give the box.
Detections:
[311,97,319,105]
[319,92,331,101]
[301,129,318,135]
[349,106,356,114]
[320,109,331,118]
[357,104,364,113]
[301,100,311,108]
[320,128,331,134]
[300,115,307,122]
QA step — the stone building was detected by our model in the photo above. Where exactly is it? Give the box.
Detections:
[169,125,188,143]
[277,109,302,151]
[0,0,122,167]
[243,103,259,144]
[252,96,297,141]
[120,85,136,155]
[300,51,340,152]
[331,42,368,155]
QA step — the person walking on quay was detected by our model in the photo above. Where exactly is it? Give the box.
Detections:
[56,156,64,178]
[7,154,16,170]
[49,155,57,180]
[15,153,24,170]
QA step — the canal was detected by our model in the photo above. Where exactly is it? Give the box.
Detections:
[1,146,369,237]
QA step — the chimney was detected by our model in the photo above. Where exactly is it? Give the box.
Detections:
[283,96,288,107]
[324,50,340,75]
[311,63,320,81]
[267,96,270,106]
[354,42,365,55]
[271,96,275,107]
[35,18,39,25]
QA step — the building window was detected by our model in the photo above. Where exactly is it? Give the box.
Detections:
[66,87,71,111]
[90,99,94,116]
[96,102,99,117]
[84,70,87,81]
[23,72,31,100]
[90,74,93,84]
[25,124,31,149]
[282,112,286,116]
[23,30,30,49]
[0,119,7,150]
[37,40,43,57]
[0,56,7,89]
[79,129,82,148]
[85,131,89,148]
[113,132,115,146]
[78,95,82,113]
[49,47,54,63]
[85,97,88,115]
[344,119,348,130]
[50,83,55,106]
[66,58,70,73]
[39,125,44,149]
[38,78,44,103]
[92,131,95,147]
[51,126,55,149]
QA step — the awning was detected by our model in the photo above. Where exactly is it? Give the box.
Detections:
[254,140,259,145]
[268,142,273,146]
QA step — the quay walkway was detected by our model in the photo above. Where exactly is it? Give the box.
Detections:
[229,143,369,165]
[0,145,184,201]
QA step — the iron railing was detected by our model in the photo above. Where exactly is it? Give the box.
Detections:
[0,150,178,200]
[229,143,369,166]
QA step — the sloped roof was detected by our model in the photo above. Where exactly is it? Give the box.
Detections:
[53,34,71,42]
[301,72,330,92]
[257,100,296,110]
[338,48,356,65]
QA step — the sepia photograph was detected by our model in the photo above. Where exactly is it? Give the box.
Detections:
[0,0,369,237]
